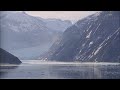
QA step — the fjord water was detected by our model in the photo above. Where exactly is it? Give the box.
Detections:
[0,60,120,79]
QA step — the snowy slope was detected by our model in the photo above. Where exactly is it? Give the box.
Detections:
[43,11,120,62]
[0,11,72,59]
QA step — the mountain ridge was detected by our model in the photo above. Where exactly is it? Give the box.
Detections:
[41,11,120,62]
[0,11,72,59]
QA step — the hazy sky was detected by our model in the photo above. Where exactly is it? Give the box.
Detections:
[26,11,99,23]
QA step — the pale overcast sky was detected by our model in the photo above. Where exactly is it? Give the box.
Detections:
[26,11,99,23]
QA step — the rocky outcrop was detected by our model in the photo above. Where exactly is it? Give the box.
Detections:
[0,48,22,64]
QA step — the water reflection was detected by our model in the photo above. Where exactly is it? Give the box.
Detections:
[0,65,19,78]
[0,63,120,79]
[48,65,120,79]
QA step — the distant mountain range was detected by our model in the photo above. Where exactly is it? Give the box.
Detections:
[41,11,120,62]
[0,11,72,59]
[37,17,72,32]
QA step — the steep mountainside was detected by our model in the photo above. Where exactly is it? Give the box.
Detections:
[43,11,120,62]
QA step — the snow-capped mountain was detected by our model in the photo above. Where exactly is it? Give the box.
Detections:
[42,11,120,62]
[0,11,72,59]
[1,11,54,50]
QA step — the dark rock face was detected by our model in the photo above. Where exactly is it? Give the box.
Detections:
[44,11,120,62]
[0,48,22,64]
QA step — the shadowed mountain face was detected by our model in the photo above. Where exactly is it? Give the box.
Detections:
[0,11,72,59]
[0,48,22,64]
[43,11,120,62]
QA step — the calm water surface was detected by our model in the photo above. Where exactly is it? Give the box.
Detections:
[0,60,120,79]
